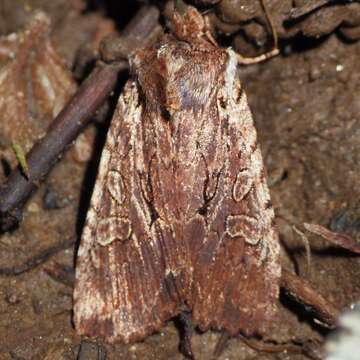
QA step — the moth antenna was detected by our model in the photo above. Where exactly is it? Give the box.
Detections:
[236,0,280,65]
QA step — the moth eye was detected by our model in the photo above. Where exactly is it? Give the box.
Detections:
[96,216,132,246]
[107,170,125,204]
[232,169,253,202]
[226,214,263,245]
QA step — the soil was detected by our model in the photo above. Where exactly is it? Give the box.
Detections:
[0,1,360,359]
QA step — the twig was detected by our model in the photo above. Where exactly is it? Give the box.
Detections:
[304,223,360,254]
[213,328,322,359]
[100,6,162,62]
[281,268,340,328]
[239,334,302,355]
[0,236,76,276]
[236,0,279,65]
[239,335,324,360]
[0,63,124,231]
[43,262,75,287]
[293,225,312,278]
[0,5,161,232]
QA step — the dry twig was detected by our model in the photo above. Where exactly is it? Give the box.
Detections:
[281,268,340,328]
[0,236,75,276]
[304,223,360,254]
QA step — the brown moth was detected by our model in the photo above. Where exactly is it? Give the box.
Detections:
[74,4,281,348]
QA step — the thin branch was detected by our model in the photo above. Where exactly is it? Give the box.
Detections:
[304,223,360,254]
[43,262,75,287]
[236,0,279,65]
[281,268,340,328]
[0,236,76,276]
[0,62,124,231]
[293,225,312,278]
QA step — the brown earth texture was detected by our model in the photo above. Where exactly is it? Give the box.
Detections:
[0,0,360,359]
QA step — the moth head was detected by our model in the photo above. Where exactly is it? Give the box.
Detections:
[164,0,206,43]
[157,43,225,115]
[131,3,227,116]
[132,40,226,117]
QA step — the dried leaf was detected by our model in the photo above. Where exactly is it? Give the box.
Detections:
[0,11,77,165]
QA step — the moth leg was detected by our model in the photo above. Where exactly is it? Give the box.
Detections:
[213,332,230,359]
[177,311,195,359]
[236,0,279,65]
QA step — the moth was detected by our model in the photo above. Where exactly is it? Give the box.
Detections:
[74,4,281,352]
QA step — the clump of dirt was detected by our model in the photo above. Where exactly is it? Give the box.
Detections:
[0,1,360,359]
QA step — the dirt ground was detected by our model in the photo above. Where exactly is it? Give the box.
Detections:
[0,1,360,359]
